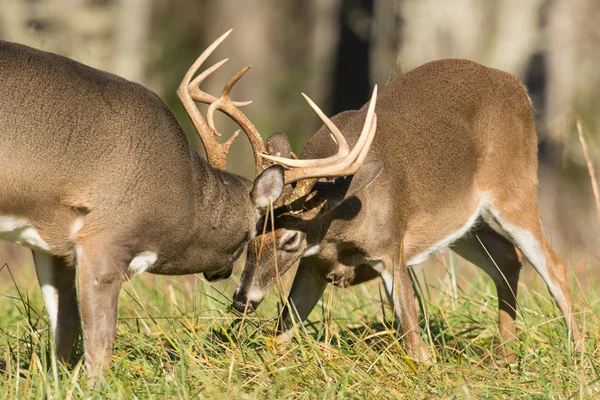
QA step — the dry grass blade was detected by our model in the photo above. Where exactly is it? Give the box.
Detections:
[576,119,600,225]
[0,248,598,397]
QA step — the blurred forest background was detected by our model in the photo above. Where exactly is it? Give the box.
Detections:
[1,0,599,278]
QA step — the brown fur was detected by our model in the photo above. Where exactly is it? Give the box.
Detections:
[234,59,582,363]
[0,41,283,372]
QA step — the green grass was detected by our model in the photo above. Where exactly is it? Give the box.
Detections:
[0,255,599,399]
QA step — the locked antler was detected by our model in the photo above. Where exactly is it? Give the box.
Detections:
[178,30,378,203]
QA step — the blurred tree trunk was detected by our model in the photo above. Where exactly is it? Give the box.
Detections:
[371,0,402,86]
[331,0,373,114]
[396,0,542,77]
[0,0,151,82]
[538,0,600,252]
[113,0,152,84]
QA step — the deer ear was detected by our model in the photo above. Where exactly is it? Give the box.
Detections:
[265,132,292,158]
[251,165,285,212]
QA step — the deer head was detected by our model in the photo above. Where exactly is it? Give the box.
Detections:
[232,99,379,313]
[178,29,378,288]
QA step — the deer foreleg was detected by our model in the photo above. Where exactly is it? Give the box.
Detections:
[77,243,124,375]
[33,251,80,362]
[276,261,327,341]
[378,257,431,362]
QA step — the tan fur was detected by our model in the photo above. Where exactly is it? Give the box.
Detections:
[0,41,283,373]
[234,59,583,363]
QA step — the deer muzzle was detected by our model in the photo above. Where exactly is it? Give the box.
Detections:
[232,290,262,314]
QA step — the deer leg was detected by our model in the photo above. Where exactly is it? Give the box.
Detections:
[489,202,583,353]
[33,251,80,362]
[276,261,327,342]
[451,223,521,363]
[77,243,124,374]
[379,257,431,362]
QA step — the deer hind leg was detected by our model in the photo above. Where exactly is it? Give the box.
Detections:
[33,251,80,362]
[486,199,583,352]
[376,257,431,363]
[451,223,521,363]
[276,260,328,342]
[76,242,125,375]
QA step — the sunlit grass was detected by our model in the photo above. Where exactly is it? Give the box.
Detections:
[1,254,599,399]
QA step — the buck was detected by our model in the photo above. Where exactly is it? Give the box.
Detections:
[233,59,583,362]
[0,30,378,372]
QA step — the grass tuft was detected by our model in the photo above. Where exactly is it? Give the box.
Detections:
[1,256,599,398]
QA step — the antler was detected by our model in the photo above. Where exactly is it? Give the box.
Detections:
[262,86,378,205]
[177,29,268,174]
[178,30,379,202]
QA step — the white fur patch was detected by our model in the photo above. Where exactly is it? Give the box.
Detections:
[127,251,158,276]
[302,245,321,258]
[487,208,564,302]
[407,194,490,266]
[380,269,394,294]
[0,216,50,252]
[368,260,386,274]
[379,268,404,322]
[245,287,267,303]
[368,261,400,317]
[70,216,85,239]
[33,252,60,343]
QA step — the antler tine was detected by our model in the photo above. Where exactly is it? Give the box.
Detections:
[206,65,252,133]
[276,85,377,186]
[260,92,350,167]
[188,59,252,108]
[281,113,377,207]
[180,30,250,108]
[177,29,266,173]
[284,113,377,184]
[177,30,236,169]
[204,64,268,175]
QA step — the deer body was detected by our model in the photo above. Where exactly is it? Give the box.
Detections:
[0,40,283,371]
[1,41,257,273]
[234,59,582,362]
[0,30,378,374]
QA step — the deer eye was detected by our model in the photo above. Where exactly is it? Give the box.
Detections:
[281,231,302,251]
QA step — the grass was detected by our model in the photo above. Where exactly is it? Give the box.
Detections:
[0,253,599,399]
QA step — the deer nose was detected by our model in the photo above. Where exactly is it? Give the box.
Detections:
[232,293,258,314]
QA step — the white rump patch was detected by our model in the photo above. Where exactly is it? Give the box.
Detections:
[0,216,50,252]
[407,194,490,266]
[127,251,158,276]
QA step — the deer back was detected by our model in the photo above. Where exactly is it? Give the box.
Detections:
[0,41,257,267]
[234,58,537,310]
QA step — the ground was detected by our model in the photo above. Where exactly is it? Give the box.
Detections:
[0,251,598,399]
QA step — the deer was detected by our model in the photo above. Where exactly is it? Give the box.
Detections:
[232,58,584,363]
[0,30,378,374]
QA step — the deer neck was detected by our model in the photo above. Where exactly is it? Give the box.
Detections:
[150,152,255,275]
[305,195,368,268]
